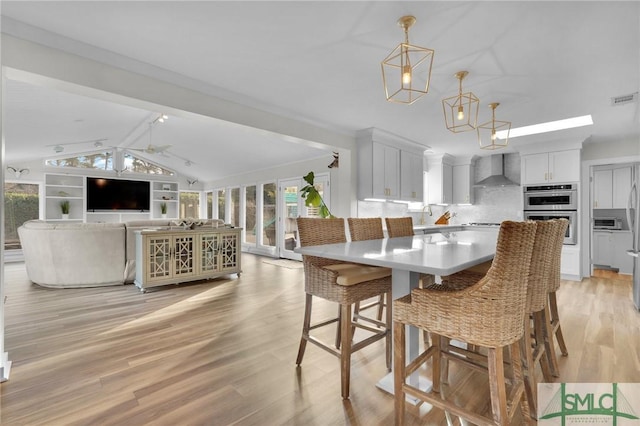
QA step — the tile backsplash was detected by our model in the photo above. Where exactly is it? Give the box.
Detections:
[357,153,523,225]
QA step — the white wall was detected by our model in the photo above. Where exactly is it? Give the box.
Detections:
[582,137,640,161]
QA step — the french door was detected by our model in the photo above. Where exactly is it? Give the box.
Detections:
[278,174,330,261]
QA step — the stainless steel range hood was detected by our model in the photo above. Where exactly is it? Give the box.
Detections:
[474,154,519,187]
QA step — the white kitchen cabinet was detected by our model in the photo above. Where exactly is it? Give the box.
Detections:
[357,128,426,201]
[425,155,453,205]
[613,166,632,208]
[592,230,632,274]
[371,142,400,199]
[611,231,633,274]
[561,245,581,279]
[593,166,632,209]
[593,169,613,209]
[400,150,424,202]
[593,231,613,266]
[452,162,474,204]
[522,150,580,185]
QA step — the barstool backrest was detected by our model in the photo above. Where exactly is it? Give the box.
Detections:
[348,218,384,241]
[385,217,414,238]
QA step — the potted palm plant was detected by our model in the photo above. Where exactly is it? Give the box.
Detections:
[60,200,70,220]
[160,202,168,219]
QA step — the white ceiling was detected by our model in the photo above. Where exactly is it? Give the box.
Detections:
[2,1,639,182]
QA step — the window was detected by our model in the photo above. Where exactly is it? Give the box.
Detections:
[179,191,200,219]
[45,151,114,170]
[217,189,226,222]
[262,183,276,247]
[229,187,240,227]
[206,191,213,219]
[4,182,40,250]
[244,185,256,244]
[123,152,174,175]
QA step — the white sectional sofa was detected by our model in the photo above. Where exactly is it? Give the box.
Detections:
[18,219,225,288]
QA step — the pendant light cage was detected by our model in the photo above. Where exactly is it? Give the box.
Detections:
[442,71,480,133]
[477,102,511,150]
[381,16,435,105]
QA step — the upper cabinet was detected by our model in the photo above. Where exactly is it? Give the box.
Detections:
[371,142,400,199]
[593,165,632,209]
[452,159,475,205]
[521,150,580,185]
[400,150,424,202]
[357,128,426,202]
[425,155,454,205]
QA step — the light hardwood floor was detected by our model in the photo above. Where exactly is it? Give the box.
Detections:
[1,254,638,425]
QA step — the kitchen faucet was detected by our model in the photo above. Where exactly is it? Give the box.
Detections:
[420,204,432,225]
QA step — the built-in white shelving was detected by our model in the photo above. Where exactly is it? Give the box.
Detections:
[44,174,85,221]
[152,181,179,219]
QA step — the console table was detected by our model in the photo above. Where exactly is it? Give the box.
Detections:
[134,227,241,292]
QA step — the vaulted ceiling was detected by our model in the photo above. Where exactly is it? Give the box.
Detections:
[2,1,639,182]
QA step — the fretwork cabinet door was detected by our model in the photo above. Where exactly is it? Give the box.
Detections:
[173,234,196,278]
[146,234,172,283]
[219,232,240,272]
[199,233,221,274]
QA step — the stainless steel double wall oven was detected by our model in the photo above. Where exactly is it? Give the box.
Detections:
[523,183,577,244]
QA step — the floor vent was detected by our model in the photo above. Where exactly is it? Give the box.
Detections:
[611,92,638,106]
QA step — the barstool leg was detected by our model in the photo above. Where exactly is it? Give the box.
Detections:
[340,303,352,399]
[385,291,392,371]
[549,291,569,355]
[510,341,531,423]
[393,320,406,426]
[544,303,561,377]
[296,293,313,365]
[487,347,509,425]
[520,319,537,417]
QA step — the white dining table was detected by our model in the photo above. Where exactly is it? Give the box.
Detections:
[296,228,500,400]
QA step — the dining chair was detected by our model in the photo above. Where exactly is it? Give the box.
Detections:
[347,218,389,322]
[295,217,392,399]
[393,221,536,425]
[544,219,570,377]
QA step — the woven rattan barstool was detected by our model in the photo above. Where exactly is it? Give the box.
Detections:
[393,221,536,425]
[348,218,389,322]
[435,220,556,418]
[384,217,415,238]
[296,217,392,399]
[544,219,570,377]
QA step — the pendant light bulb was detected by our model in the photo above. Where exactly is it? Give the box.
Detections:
[402,65,412,85]
[491,129,497,141]
[457,106,464,120]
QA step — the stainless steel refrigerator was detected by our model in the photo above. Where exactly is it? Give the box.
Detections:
[627,164,640,310]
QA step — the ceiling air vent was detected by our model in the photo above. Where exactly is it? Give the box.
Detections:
[611,92,638,106]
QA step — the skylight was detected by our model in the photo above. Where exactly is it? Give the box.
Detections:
[495,115,593,140]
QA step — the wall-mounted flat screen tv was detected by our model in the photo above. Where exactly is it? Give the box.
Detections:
[87,177,150,211]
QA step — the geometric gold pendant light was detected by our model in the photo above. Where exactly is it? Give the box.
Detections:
[477,102,511,150]
[381,15,435,105]
[442,70,480,133]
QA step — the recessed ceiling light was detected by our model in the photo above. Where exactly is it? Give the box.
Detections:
[495,114,593,140]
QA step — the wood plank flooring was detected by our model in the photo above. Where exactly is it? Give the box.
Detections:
[1,254,638,425]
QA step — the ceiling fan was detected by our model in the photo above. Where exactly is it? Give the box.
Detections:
[129,144,172,155]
